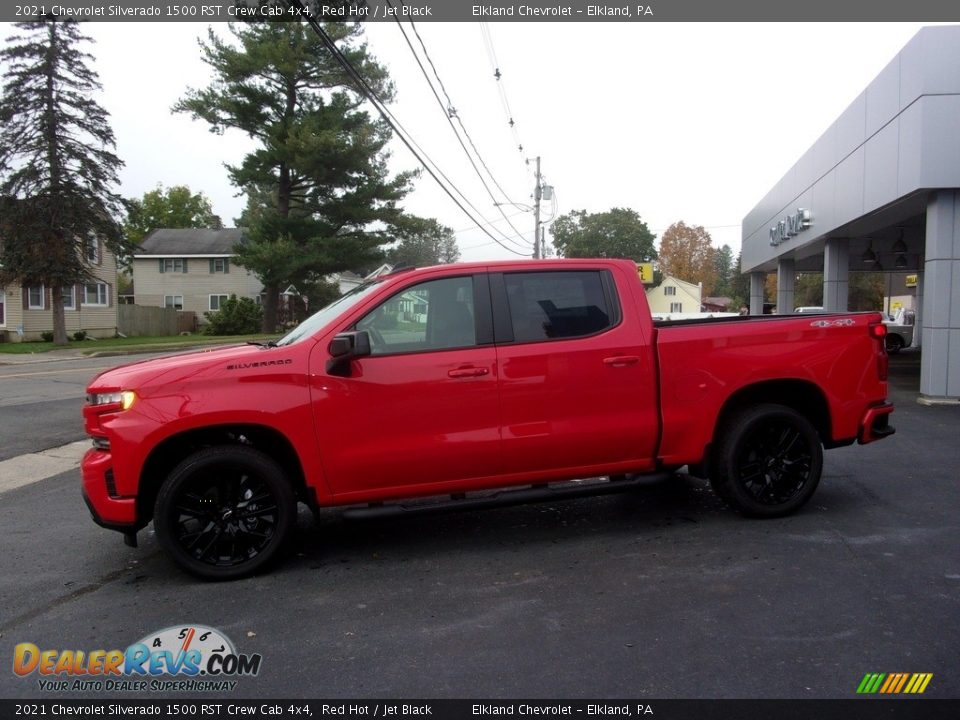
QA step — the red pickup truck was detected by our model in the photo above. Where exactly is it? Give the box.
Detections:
[82,259,894,579]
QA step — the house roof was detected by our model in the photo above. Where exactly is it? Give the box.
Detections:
[136,228,246,257]
[652,274,702,293]
[703,296,733,307]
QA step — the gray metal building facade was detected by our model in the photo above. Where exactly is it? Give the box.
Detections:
[741,25,960,404]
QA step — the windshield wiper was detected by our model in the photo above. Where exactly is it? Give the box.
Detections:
[246,340,278,348]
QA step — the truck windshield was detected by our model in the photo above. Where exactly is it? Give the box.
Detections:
[275,280,385,347]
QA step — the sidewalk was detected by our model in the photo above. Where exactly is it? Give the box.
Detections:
[0,338,248,365]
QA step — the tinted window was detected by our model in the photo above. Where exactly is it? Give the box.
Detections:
[504,271,613,343]
[357,276,476,355]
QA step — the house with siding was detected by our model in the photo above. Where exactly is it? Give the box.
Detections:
[0,236,118,343]
[131,228,263,322]
[645,275,703,316]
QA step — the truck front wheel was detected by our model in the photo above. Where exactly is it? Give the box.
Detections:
[711,404,823,518]
[154,446,296,580]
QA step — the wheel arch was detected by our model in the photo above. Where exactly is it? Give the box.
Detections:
[137,424,308,525]
[716,379,831,441]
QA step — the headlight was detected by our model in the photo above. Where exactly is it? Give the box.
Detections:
[88,390,137,410]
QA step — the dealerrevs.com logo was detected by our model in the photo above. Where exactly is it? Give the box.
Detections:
[13,625,262,693]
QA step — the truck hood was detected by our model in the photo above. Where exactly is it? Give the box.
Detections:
[86,344,274,392]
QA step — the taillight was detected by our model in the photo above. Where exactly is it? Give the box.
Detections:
[870,322,888,381]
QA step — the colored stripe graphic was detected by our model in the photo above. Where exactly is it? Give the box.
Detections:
[858,673,932,694]
[857,673,885,694]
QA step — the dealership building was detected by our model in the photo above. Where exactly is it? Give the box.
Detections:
[741,25,960,404]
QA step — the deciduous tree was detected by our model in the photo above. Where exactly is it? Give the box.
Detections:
[125,184,222,247]
[550,208,656,262]
[657,221,718,295]
[387,216,460,267]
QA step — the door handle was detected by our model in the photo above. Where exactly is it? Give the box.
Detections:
[448,366,490,378]
[603,356,640,367]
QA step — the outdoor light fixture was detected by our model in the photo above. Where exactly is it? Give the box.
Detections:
[892,228,908,255]
[895,253,908,269]
[872,259,884,272]
[862,239,877,264]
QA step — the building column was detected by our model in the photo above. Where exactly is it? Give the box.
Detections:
[749,272,765,315]
[823,238,849,311]
[913,272,923,349]
[777,258,796,314]
[919,191,960,404]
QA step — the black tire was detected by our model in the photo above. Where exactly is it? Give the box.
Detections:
[885,335,904,354]
[154,446,296,580]
[710,404,823,518]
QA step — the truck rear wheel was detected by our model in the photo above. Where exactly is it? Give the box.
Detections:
[154,446,296,580]
[711,404,823,518]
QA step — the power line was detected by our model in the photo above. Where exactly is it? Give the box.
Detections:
[285,1,529,257]
[388,8,531,250]
[480,23,526,160]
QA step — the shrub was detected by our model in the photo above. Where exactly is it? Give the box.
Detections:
[73,330,88,341]
[40,331,54,342]
[203,295,263,336]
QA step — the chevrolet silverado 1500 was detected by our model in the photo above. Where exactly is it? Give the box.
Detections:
[82,259,895,579]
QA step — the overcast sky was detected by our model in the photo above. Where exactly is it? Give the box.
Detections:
[2,21,950,261]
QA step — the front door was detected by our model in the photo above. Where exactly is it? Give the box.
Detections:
[312,274,501,499]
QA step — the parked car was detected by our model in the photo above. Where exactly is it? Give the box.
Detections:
[82,259,895,579]
[883,308,915,354]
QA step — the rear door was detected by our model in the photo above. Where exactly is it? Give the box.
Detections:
[491,267,659,476]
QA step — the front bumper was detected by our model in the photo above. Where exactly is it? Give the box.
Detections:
[81,448,139,532]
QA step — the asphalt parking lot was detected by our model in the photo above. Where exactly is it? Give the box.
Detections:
[0,349,957,701]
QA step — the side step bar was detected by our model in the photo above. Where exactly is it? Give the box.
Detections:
[341,473,672,521]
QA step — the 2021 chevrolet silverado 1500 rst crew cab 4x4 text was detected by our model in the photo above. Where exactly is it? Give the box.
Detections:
[82,259,895,579]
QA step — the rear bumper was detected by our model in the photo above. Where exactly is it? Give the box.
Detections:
[859,402,895,444]
[81,448,138,532]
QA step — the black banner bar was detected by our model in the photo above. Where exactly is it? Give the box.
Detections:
[3,0,960,23]
[1,700,958,720]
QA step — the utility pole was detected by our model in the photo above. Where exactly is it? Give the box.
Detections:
[532,155,541,259]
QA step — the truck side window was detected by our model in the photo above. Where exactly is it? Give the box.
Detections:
[356,276,476,355]
[504,271,613,343]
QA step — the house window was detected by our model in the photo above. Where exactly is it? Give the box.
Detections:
[161,258,188,273]
[62,286,75,310]
[664,286,677,296]
[86,237,100,264]
[210,258,229,273]
[670,302,683,313]
[82,283,109,307]
[28,286,45,310]
[209,294,229,311]
[164,295,184,310]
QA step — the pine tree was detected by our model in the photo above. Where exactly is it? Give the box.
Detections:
[176,22,413,332]
[0,19,126,345]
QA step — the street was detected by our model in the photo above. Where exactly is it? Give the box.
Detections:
[0,349,958,700]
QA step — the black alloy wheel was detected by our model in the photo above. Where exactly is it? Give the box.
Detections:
[154,446,296,580]
[711,404,824,518]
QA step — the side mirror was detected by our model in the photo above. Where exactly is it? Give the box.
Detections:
[326,331,371,376]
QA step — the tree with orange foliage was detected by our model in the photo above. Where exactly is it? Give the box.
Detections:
[657,222,718,296]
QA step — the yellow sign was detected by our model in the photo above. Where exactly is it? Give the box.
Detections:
[905,274,918,288]
[637,263,654,284]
